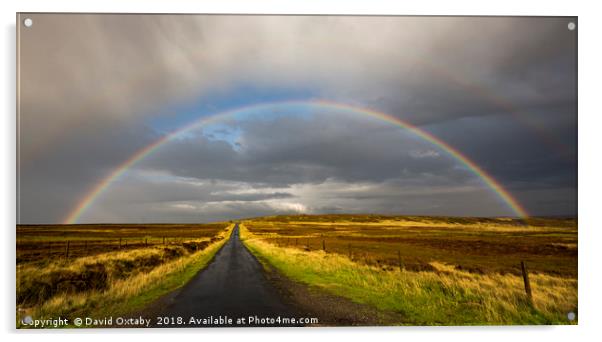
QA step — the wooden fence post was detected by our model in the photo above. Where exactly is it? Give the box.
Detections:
[65,241,70,260]
[119,238,122,249]
[145,238,148,247]
[397,250,403,270]
[84,240,88,254]
[322,239,326,252]
[521,261,533,305]
[163,236,166,245]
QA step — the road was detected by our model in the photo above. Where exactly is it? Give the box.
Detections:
[150,224,301,327]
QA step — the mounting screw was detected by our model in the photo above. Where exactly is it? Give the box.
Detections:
[568,22,576,31]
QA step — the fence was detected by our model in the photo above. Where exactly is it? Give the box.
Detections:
[270,236,535,305]
[17,236,210,263]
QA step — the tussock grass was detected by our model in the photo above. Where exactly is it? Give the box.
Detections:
[245,216,577,277]
[240,224,577,325]
[17,222,229,264]
[17,225,233,327]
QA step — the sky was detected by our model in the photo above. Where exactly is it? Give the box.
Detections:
[17,14,577,224]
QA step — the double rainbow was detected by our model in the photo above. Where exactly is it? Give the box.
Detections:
[64,100,528,223]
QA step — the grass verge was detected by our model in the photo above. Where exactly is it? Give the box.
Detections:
[17,224,233,328]
[240,223,577,325]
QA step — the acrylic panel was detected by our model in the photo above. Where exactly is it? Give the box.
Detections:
[16,14,577,328]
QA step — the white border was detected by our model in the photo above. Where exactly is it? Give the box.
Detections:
[3,1,600,342]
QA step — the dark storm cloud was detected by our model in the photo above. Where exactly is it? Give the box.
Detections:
[18,122,159,223]
[321,17,576,127]
[428,110,577,189]
[141,114,470,186]
[18,14,577,222]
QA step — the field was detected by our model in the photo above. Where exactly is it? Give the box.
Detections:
[17,223,230,264]
[16,215,578,327]
[241,214,578,325]
[16,223,233,326]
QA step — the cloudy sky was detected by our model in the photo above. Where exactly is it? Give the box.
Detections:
[17,14,577,223]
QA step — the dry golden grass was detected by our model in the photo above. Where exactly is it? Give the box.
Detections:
[17,222,229,264]
[245,216,577,277]
[240,223,577,325]
[17,224,234,327]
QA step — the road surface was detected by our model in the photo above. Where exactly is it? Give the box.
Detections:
[150,224,302,327]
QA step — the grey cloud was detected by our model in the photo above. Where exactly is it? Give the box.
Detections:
[18,15,577,222]
[140,113,470,186]
[19,15,576,155]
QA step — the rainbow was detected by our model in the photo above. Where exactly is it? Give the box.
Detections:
[425,62,574,160]
[64,100,528,223]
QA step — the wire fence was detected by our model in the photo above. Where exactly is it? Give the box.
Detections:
[16,236,212,263]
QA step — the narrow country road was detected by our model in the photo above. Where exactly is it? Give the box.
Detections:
[150,224,302,327]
